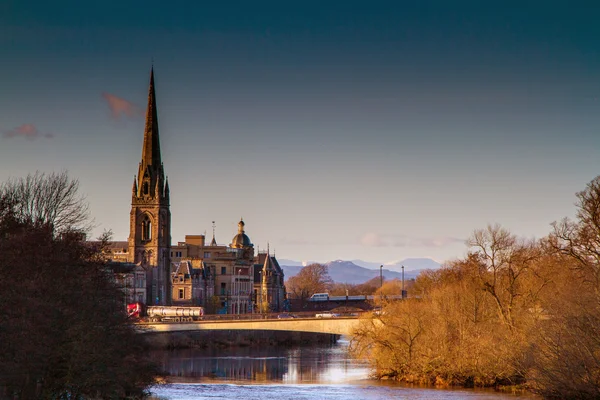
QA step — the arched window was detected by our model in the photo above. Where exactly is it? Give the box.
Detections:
[142,216,152,241]
[143,182,149,195]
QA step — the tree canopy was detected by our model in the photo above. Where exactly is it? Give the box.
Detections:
[0,172,157,399]
[285,263,333,299]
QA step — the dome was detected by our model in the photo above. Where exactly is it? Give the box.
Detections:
[231,218,253,249]
[231,232,252,248]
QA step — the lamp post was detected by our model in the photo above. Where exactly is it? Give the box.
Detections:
[379,265,383,304]
[402,265,405,299]
[259,271,263,316]
[236,269,242,315]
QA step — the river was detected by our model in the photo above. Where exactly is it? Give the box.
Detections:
[148,337,534,400]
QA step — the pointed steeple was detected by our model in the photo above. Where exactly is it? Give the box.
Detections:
[263,246,275,274]
[211,221,217,246]
[132,175,138,196]
[141,67,162,170]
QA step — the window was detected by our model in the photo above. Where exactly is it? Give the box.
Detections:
[178,289,184,299]
[174,251,182,258]
[220,282,226,295]
[136,274,144,288]
[204,252,211,258]
[141,216,152,241]
[143,182,149,195]
[221,267,226,275]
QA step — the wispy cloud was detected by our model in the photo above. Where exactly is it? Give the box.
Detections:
[101,92,142,120]
[280,237,331,246]
[360,232,463,248]
[3,124,54,140]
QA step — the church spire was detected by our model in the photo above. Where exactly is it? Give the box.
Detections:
[141,67,162,170]
[132,175,138,196]
[211,221,217,246]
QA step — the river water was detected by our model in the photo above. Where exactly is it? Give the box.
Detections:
[149,338,533,400]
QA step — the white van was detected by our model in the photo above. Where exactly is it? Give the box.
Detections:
[309,293,329,301]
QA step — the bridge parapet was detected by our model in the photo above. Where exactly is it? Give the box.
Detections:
[138,316,363,336]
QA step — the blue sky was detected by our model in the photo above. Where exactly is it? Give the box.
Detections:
[1,1,600,264]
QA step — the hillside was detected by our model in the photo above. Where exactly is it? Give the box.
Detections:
[280,258,441,285]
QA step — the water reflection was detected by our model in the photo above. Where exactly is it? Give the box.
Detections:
[150,338,369,384]
[149,340,533,400]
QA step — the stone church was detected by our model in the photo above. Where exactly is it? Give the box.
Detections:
[107,69,286,313]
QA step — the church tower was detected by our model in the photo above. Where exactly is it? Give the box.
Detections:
[128,68,171,305]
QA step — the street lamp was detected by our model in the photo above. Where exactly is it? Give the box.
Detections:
[402,265,405,299]
[236,269,242,315]
[379,265,383,304]
[259,271,263,316]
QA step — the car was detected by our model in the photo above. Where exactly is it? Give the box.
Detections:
[277,313,296,319]
[315,312,339,318]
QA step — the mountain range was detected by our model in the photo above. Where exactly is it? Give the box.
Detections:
[279,258,442,285]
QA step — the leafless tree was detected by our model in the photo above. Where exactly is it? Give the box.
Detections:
[285,263,333,299]
[0,171,91,234]
[468,224,539,331]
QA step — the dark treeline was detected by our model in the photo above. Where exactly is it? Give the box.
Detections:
[351,177,600,399]
[0,172,157,399]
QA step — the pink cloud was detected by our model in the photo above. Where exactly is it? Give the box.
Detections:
[3,124,54,140]
[102,92,142,120]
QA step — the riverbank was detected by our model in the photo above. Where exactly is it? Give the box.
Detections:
[144,330,340,349]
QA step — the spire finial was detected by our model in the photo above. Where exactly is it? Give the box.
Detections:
[211,221,217,246]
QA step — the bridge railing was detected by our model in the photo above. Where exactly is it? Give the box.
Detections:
[138,310,368,324]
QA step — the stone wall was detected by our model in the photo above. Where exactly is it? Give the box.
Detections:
[144,330,340,349]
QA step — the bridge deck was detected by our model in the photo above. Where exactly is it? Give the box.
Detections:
[138,316,362,335]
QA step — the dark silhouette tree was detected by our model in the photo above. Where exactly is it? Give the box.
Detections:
[0,172,158,399]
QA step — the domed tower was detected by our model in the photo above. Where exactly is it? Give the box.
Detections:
[230,219,254,260]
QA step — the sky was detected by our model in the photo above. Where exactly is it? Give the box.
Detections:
[1,1,600,265]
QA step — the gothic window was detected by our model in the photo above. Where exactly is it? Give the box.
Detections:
[142,216,152,241]
[143,182,149,195]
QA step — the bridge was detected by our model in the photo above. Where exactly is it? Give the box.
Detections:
[138,316,363,336]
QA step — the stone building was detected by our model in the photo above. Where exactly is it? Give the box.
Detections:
[254,250,286,313]
[171,259,214,306]
[107,68,285,312]
[171,220,285,314]
[108,261,147,305]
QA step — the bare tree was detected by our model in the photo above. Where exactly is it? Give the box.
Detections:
[467,224,539,331]
[0,171,91,234]
[285,263,333,299]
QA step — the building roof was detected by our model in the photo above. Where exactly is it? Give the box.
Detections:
[172,260,192,275]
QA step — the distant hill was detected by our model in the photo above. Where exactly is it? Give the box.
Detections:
[277,259,305,267]
[351,258,441,272]
[280,258,436,285]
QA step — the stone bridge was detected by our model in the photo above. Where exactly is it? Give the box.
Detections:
[138,316,363,336]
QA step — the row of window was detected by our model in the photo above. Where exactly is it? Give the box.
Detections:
[170,251,212,258]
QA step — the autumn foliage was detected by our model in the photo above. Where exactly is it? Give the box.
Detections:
[351,177,600,398]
